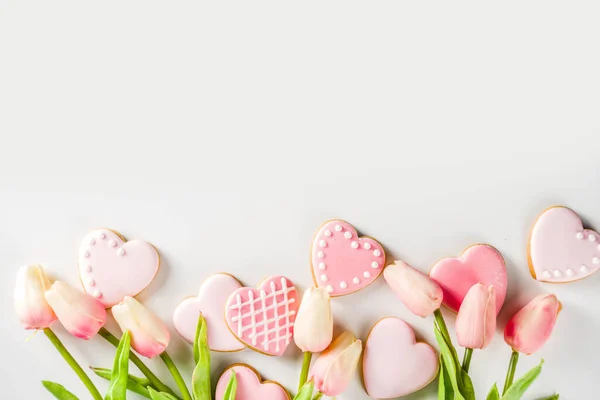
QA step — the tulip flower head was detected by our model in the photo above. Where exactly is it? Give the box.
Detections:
[456,283,496,350]
[112,296,170,358]
[14,264,57,330]
[310,331,362,397]
[45,281,106,340]
[504,294,560,354]
[383,261,444,317]
[294,287,333,353]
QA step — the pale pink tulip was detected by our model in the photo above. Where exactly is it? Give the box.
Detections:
[310,331,362,397]
[294,287,333,353]
[14,265,57,330]
[45,281,106,339]
[383,261,443,317]
[112,296,170,358]
[504,294,560,354]
[456,284,496,349]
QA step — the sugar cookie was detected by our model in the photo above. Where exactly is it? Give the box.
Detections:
[173,273,245,352]
[429,244,507,314]
[225,276,299,356]
[363,317,438,399]
[529,206,600,283]
[215,364,290,400]
[78,229,159,308]
[310,219,385,297]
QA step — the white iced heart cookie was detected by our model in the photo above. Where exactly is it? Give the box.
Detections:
[173,273,245,352]
[78,229,159,307]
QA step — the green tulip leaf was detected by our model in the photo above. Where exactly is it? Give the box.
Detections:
[193,313,203,365]
[106,330,131,400]
[437,354,455,400]
[91,367,152,398]
[42,381,80,400]
[501,359,544,400]
[148,387,180,400]
[293,380,315,400]
[434,325,465,400]
[221,371,238,400]
[486,383,500,400]
[460,368,476,400]
[192,315,211,400]
[535,395,559,400]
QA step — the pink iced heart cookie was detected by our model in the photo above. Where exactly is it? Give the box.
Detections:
[225,276,299,356]
[429,244,507,314]
[363,317,438,399]
[529,206,600,282]
[78,229,159,308]
[215,364,290,400]
[173,273,245,352]
[311,220,386,297]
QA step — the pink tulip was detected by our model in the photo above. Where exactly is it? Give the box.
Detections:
[310,331,362,397]
[14,265,57,330]
[504,294,560,354]
[112,296,170,358]
[45,281,106,340]
[383,261,443,317]
[456,284,496,349]
[294,287,333,353]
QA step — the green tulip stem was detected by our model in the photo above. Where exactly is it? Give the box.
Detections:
[433,309,451,343]
[462,348,473,373]
[502,349,520,395]
[312,392,323,400]
[43,328,103,400]
[99,328,179,398]
[160,352,192,400]
[298,352,313,391]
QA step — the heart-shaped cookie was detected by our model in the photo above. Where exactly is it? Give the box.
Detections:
[311,220,385,297]
[173,273,245,352]
[215,364,290,400]
[363,317,438,399]
[529,206,600,282]
[225,276,299,356]
[78,229,159,308]
[429,244,507,314]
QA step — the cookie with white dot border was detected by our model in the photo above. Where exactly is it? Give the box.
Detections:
[78,228,160,308]
[528,206,600,283]
[311,219,386,297]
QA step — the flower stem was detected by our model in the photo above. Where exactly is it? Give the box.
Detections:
[160,352,192,400]
[99,328,179,398]
[298,352,313,391]
[312,392,323,400]
[43,328,103,400]
[462,348,473,373]
[433,309,452,344]
[502,349,520,395]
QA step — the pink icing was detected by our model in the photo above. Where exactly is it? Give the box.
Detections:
[363,317,438,398]
[215,364,290,400]
[429,244,507,314]
[173,274,245,352]
[529,206,600,282]
[78,229,159,308]
[225,276,299,356]
[311,220,385,297]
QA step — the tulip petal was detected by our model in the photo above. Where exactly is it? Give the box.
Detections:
[320,340,362,397]
[15,265,57,330]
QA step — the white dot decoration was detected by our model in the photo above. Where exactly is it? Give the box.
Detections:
[93,290,102,298]
[373,249,381,257]
[593,257,600,265]
[351,241,359,249]
[87,278,96,287]
[84,251,90,258]
[117,248,125,256]
[371,261,379,269]
[99,233,106,239]
[581,264,589,272]
[324,229,332,237]
[319,240,327,248]
[90,239,96,246]
[566,269,574,277]
[590,235,597,242]
[320,274,328,282]
[344,231,352,239]
[326,285,334,293]
[317,251,325,259]
[576,232,584,240]
[335,224,342,232]
[363,242,372,250]
[353,277,360,284]
[108,240,117,247]
[340,281,348,289]
[318,262,326,270]
[553,270,562,277]
[364,271,371,278]
[543,270,551,279]
[86,265,92,272]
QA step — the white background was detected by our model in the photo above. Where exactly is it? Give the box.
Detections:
[1,2,599,399]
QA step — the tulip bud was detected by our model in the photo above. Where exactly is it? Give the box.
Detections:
[294,287,333,353]
[14,264,57,330]
[504,294,560,354]
[45,281,106,340]
[310,331,362,397]
[456,283,496,349]
[383,261,443,317]
[112,296,170,358]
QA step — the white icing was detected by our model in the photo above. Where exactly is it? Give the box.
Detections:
[117,248,126,256]
[364,271,371,278]
[85,265,92,272]
[373,249,381,257]
[321,274,328,282]
[84,251,90,258]
[319,240,327,248]
[335,224,342,232]
[543,270,551,279]
[593,257,600,265]
[318,262,326,270]
[108,239,117,247]
[590,235,597,242]
[364,242,372,250]
[324,229,332,237]
[344,231,352,239]
[553,270,562,277]
[340,281,348,289]
[371,261,379,269]
[93,290,102,298]
[317,251,325,259]
[576,232,584,240]
[99,233,106,239]
[351,241,359,249]
[326,285,334,293]
[566,269,574,277]
[353,277,360,284]
[581,264,589,272]
[90,239,96,246]
[87,278,95,287]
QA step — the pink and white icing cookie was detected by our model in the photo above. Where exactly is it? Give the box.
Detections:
[225,276,299,356]
[363,317,438,399]
[529,206,600,283]
[215,364,290,400]
[78,229,159,308]
[429,244,507,314]
[311,220,386,297]
[173,273,245,352]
